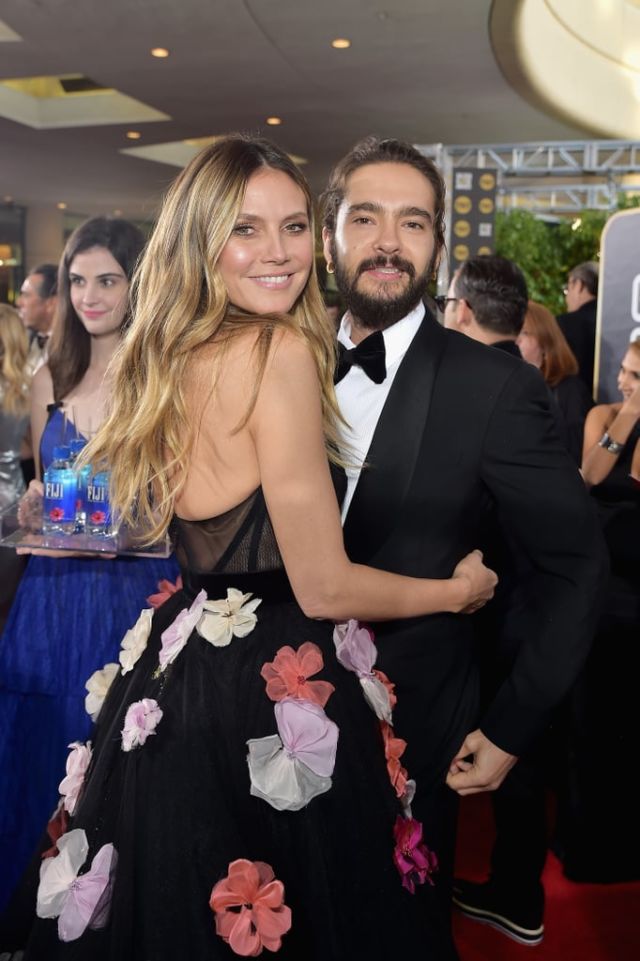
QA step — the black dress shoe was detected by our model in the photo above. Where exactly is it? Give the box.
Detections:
[452,879,544,946]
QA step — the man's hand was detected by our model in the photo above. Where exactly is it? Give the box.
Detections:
[446,728,517,796]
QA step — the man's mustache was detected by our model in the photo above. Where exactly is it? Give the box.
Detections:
[356,256,415,279]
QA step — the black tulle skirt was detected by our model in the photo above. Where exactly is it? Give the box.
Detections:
[24,572,450,960]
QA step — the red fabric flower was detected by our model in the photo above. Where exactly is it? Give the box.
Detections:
[393,815,438,893]
[373,668,397,710]
[260,642,335,707]
[146,575,183,609]
[380,721,409,798]
[210,858,292,956]
[49,507,64,522]
[42,800,70,860]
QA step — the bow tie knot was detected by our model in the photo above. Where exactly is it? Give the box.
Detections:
[335,330,387,385]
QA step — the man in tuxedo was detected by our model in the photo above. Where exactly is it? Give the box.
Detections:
[17,263,58,378]
[556,261,598,393]
[322,137,604,958]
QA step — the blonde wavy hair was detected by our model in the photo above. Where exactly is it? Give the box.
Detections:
[0,304,30,416]
[84,134,341,544]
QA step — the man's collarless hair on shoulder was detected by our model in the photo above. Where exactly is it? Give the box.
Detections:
[321,136,446,254]
[454,255,528,338]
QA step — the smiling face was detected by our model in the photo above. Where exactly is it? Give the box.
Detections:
[68,246,129,336]
[618,347,640,401]
[217,167,313,316]
[323,162,437,331]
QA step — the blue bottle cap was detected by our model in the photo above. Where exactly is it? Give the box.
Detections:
[52,445,71,461]
[69,438,86,455]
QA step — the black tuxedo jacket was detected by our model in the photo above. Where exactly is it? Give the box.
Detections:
[557,300,597,392]
[342,312,605,795]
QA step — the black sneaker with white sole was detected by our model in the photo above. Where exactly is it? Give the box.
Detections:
[452,879,544,946]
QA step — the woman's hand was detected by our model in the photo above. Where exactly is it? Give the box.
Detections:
[17,479,44,529]
[451,549,498,614]
[622,379,640,420]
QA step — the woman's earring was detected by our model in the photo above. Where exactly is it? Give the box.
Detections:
[326,262,335,275]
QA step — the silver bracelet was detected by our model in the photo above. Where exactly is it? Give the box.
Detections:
[598,432,625,455]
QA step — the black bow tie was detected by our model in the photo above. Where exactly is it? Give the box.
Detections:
[335,330,387,385]
[30,330,49,350]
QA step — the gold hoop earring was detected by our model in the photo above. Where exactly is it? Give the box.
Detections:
[326,262,335,275]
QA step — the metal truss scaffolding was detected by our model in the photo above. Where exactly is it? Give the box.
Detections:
[416,140,640,215]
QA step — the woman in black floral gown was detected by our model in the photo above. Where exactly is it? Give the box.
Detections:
[23,135,496,960]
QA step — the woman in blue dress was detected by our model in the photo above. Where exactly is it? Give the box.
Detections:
[0,217,178,912]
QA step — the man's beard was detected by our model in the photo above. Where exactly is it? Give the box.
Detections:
[330,241,435,331]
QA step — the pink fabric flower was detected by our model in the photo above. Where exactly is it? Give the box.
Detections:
[380,721,409,799]
[121,698,163,752]
[332,619,377,676]
[158,589,206,671]
[210,859,292,956]
[260,642,335,707]
[393,816,438,893]
[58,741,92,815]
[147,575,183,609]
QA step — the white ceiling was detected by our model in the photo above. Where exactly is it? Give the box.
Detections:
[0,0,588,219]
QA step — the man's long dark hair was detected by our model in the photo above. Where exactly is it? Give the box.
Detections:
[48,217,145,402]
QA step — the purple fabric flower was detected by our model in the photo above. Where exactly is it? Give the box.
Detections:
[121,698,163,752]
[158,589,207,671]
[333,619,377,677]
[393,815,438,894]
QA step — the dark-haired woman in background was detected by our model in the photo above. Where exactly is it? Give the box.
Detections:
[517,300,593,463]
[0,218,178,913]
[556,340,640,883]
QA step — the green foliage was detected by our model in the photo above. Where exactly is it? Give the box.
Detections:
[495,195,639,315]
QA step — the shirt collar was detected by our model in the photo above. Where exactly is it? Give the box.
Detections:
[338,302,425,366]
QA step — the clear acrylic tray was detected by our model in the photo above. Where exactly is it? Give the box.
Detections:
[0,499,171,558]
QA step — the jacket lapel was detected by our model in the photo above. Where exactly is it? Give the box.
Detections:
[343,311,446,563]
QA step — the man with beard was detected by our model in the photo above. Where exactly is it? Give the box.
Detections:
[322,137,604,958]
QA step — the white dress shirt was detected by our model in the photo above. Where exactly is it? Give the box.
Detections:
[335,303,425,521]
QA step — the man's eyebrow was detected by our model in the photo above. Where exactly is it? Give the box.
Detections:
[346,201,433,222]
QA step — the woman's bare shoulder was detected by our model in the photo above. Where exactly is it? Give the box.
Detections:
[31,364,54,400]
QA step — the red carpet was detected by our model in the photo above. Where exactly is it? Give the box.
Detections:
[454,795,640,960]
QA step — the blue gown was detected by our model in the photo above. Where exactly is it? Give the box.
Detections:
[0,409,179,911]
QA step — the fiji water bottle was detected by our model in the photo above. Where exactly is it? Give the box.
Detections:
[43,446,77,534]
[69,438,91,531]
[86,469,111,535]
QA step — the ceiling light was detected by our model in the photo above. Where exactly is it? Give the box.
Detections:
[266,116,282,126]
[126,130,142,140]
[113,209,123,216]
[3,195,12,203]
[57,202,67,209]
[331,38,351,49]
[150,47,170,58]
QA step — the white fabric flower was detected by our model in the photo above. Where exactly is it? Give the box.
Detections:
[84,663,120,721]
[197,589,261,647]
[59,741,93,815]
[119,608,154,675]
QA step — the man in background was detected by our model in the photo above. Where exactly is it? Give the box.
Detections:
[556,261,598,394]
[17,264,58,377]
